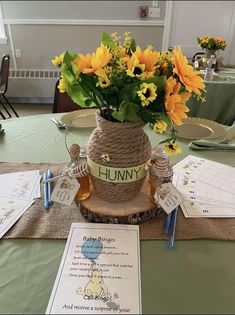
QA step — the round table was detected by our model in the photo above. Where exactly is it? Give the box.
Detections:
[0,114,235,314]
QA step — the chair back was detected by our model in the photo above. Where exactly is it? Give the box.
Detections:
[192,52,204,63]
[53,79,82,113]
[0,55,10,94]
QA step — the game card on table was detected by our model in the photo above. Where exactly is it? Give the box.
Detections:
[46,223,141,314]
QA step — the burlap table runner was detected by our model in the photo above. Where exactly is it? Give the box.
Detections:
[1,162,235,241]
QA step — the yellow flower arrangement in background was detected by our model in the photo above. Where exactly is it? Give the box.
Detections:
[197,35,227,51]
[52,32,205,154]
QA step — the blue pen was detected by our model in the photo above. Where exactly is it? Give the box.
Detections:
[164,212,173,234]
[168,209,176,236]
[47,169,54,206]
[168,207,179,249]
[43,172,49,209]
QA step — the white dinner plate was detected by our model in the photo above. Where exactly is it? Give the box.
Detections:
[60,108,98,128]
[173,117,226,140]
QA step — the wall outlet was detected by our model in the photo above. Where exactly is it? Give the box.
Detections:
[15,49,21,58]
[152,1,158,6]
[148,7,160,18]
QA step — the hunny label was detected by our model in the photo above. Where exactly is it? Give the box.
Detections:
[87,156,147,183]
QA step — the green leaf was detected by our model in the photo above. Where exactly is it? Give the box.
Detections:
[112,101,140,122]
[66,83,92,107]
[99,86,119,95]
[71,61,79,76]
[112,110,125,122]
[145,76,166,93]
[111,73,128,89]
[119,81,140,103]
[61,64,76,85]
[125,103,140,122]
[129,38,136,52]
[158,137,175,145]
[63,50,76,64]
[80,75,105,106]
[85,99,96,107]
[102,32,116,49]
[156,112,172,125]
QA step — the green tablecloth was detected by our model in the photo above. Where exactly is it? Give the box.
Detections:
[187,81,235,125]
[0,114,235,314]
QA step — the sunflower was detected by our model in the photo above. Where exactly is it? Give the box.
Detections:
[165,76,191,125]
[137,82,157,106]
[171,47,205,96]
[91,44,113,71]
[126,54,145,78]
[74,53,93,74]
[58,77,66,93]
[156,51,171,75]
[51,52,64,67]
[136,47,160,78]
[52,31,206,155]
[74,44,112,76]
[96,70,111,88]
[126,47,159,79]
[153,120,168,134]
[165,143,182,155]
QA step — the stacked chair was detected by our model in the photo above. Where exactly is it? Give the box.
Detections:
[0,55,19,119]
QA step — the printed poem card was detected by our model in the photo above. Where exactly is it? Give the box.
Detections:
[46,223,141,314]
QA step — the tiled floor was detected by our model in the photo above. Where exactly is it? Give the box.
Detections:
[15,103,53,117]
[1,103,53,118]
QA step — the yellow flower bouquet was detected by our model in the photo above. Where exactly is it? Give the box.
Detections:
[197,35,227,51]
[53,32,205,154]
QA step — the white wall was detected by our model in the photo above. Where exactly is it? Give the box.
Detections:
[168,1,235,64]
[0,1,166,101]
[1,1,235,102]
[1,1,166,21]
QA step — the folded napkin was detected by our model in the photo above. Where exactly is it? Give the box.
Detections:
[189,140,235,151]
[226,124,235,138]
[189,125,235,151]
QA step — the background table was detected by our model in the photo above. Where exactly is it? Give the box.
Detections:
[1,114,235,314]
[187,80,235,125]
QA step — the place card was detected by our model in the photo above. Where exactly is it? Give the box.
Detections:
[50,176,80,206]
[155,182,184,214]
[46,223,141,314]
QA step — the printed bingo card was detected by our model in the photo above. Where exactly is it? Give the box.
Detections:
[173,155,235,218]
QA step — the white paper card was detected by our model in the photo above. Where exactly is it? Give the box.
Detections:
[46,223,141,315]
[50,176,80,206]
[156,182,184,214]
[0,170,41,200]
[180,200,235,218]
[0,170,40,238]
[173,155,235,218]
[0,197,34,238]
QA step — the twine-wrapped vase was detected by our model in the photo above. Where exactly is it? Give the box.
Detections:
[87,113,151,203]
[205,49,217,59]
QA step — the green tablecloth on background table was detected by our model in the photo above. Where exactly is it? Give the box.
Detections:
[0,114,235,314]
[187,81,235,125]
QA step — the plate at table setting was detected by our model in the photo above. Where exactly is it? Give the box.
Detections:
[60,108,98,128]
[172,117,226,140]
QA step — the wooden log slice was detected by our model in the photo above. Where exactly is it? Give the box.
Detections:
[80,179,162,224]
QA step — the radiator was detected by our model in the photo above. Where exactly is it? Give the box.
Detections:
[9,69,61,79]
[8,69,61,103]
